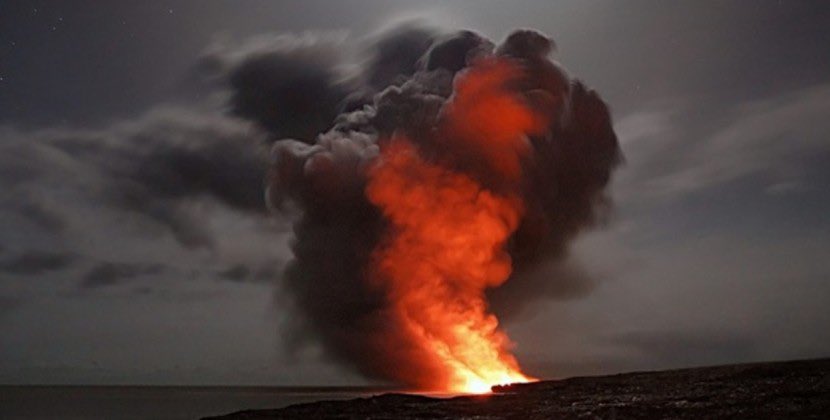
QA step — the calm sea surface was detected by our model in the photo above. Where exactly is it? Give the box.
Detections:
[0,385,395,419]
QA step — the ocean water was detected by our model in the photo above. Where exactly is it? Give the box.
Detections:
[0,385,394,420]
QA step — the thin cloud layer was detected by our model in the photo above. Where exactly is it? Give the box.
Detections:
[1,107,268,250]
[81,262,167,289]
[0,251,76,276]
[617,83,830,198]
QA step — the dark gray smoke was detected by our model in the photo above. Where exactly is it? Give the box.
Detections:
[0,250,76,275]
[81,262,166,289]
[225,26,621,385]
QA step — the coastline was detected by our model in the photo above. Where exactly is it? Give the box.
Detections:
[204,358,830,419]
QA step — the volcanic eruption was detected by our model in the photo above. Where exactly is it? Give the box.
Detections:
[262,27,620,393]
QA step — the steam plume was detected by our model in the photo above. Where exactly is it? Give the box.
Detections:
[247,26,620,390]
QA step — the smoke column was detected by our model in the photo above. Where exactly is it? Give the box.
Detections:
[265,27,621,392]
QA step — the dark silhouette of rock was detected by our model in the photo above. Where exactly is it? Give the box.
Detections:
[204,358,830,419]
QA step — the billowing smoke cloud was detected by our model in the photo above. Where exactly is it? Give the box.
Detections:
[200,33,352,143]
[226,26,620,388]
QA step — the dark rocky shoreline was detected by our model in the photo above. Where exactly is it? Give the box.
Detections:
[204,358,830,419]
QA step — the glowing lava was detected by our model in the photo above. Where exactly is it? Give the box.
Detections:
[363,57,546,393]
[367,140,535,393]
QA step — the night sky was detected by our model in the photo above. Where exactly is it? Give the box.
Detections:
[1,0,830,385]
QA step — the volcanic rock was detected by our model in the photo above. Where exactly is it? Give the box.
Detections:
[204,358,830,419]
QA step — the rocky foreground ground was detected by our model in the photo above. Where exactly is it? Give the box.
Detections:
[205,358,830,419]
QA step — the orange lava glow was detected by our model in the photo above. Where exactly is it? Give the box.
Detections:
[367,140,535,393]
[364,58,543,393]
[442,57,549,180]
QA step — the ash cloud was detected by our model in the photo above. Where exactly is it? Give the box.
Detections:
[0,295,21,318]
[217,262,281,284]
[201,34,351,142]
[81,262,166,289]
[363,24,437,91]
[234,26,621,385]
[0,108,268,250]
[0,250,76,276]
[12,194,68,233]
